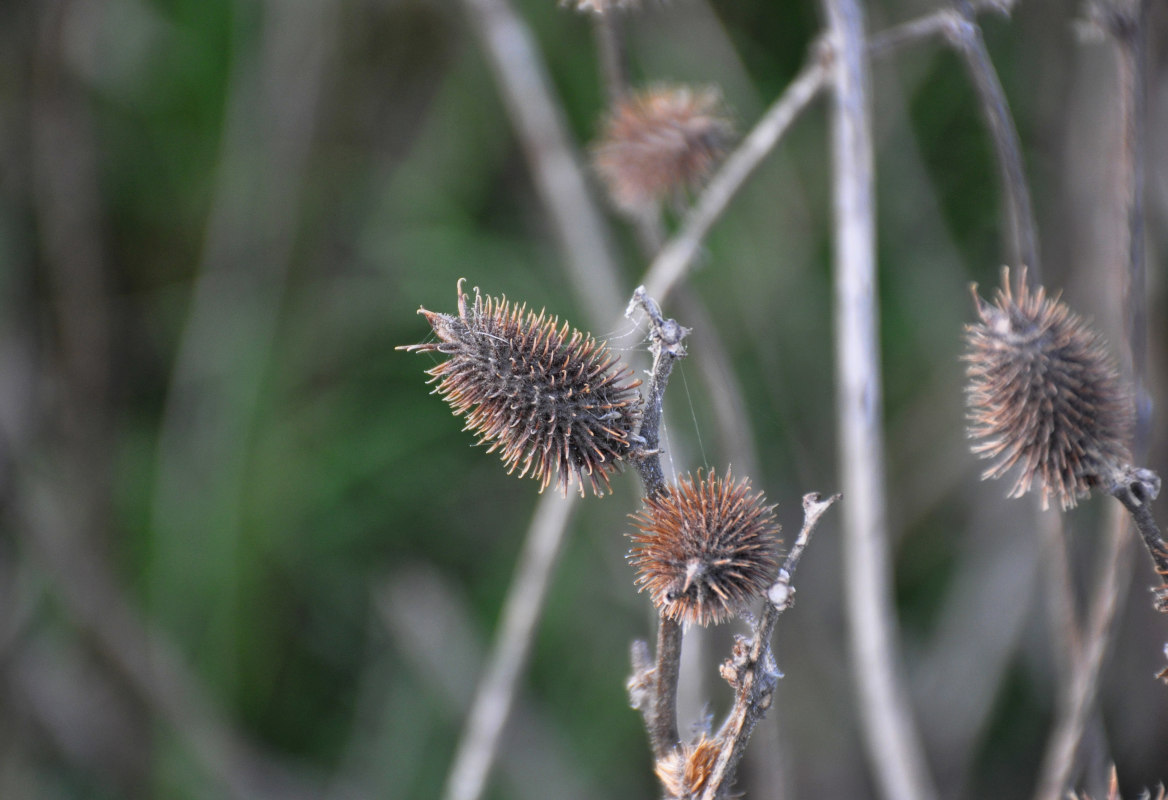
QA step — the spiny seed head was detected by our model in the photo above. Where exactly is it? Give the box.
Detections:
[592,84,733,216]
[964,267,1134,510]
[628,469,781,626]
[655,734,721,800]
[398,280,643,497]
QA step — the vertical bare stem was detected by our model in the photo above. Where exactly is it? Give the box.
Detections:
[820,1,937,799]
[627,288,690,758]
[651,618,684,757]
[593,11,630,104]
[1109,0,1152,453]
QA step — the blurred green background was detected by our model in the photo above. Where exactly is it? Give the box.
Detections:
[2,0,1167,798]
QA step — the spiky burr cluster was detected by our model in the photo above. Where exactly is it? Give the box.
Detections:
[400,281,643,496]
[592,85,733,216]
[964,268,1134,510]
[628,469,781,626]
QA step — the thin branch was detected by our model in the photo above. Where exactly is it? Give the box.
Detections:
[642,45,830,304]
[626,288,691,758]
[1101,0,1153,453]
[637,0,1022,309]
[458,0,626,326]
[867,0,1039,275]
[628,287,690,502]
[1108,468,1168,608]
[866,0,1015,59]
[593,11,630,104]
[649,618,685,758]
[821,1,937,799]
[698,493,840,800]
[441,493,580,800]
[947,0,1041,277]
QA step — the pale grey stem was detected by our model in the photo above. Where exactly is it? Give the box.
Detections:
[820,0,937,799]
[1105,0,1152,452]
[868,0,1039,275]
[593,11,630,104]
[458,0,625,326]
[639,0,1017,308]
[946,0,1041,277]
[442,493,579,800]
[867,0,1016,59]
[642,47,830,304]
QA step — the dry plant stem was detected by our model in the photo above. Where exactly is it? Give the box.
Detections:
[642,47,830,303]
[1107,0,1153,450]
[866,0,1015,57]
[868,0,1040,273]
[442,493,579,800]
[1108,468,1168,606]
[627,287,690,757]
[637,0,1014,307]
[698,493,840,800]
[593,11,630,104]
[947,0,1041,276]
[458,0,625,325]
[821,0,937,798]
[629,287,690,501]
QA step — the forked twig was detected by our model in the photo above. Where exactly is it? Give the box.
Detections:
[871,0,1039,276]
[698,493,840,800]
[947,0,1040,276]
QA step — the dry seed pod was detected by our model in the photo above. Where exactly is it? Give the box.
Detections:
[655,734,721,800]
[629,469,780,625]
[592,84,733,216]
[964,267,1134,510]
[399,280,642,496]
